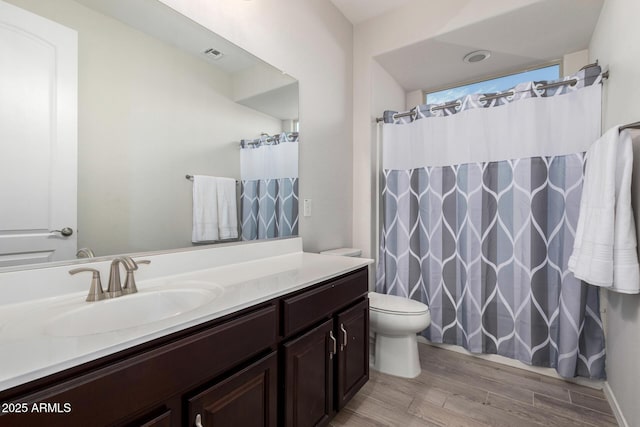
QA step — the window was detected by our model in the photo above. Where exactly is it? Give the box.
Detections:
[425,64,560,105]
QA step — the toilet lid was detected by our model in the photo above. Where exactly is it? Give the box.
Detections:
[369,292,429,315]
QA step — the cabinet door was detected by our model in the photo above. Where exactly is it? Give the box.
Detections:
[336,299,369,409]
[283,318,335,427]
[187,352,277,427]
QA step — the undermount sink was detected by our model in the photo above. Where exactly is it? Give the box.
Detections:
[45,286,222,337]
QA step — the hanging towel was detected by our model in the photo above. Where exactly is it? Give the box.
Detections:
[568,126,640,293]
[216,177,238,240]
[192,175,219,242]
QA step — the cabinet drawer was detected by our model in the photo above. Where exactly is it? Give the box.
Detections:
[0,305,277,427]
[282,268,367,337]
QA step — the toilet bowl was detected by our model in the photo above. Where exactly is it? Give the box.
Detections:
[369,292,430,378]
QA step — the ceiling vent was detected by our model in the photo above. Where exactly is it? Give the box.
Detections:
[203,48,224,60]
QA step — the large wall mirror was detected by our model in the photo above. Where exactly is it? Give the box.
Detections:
[0,0,299,270]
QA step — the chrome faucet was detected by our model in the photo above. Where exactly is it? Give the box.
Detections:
[107,257,138,298]
[68,257,151,302]
[107,256,151,298]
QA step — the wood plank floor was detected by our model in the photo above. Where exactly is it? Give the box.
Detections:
[331,343,618,427]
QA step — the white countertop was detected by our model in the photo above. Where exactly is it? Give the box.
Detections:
[0,240,372,393]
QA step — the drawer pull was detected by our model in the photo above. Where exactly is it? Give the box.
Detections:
[195,413,203,427]
[329,331,337,359]
[340,324,348,350]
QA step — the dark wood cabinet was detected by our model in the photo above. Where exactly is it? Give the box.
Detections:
[281,268,368,336]
[0,305,277,427]
[283,319,335,427]
[187,352,277,427]
[0,267,369,427]
[336,299,369,410]
[138,410,172,427]
[281,269,369,427]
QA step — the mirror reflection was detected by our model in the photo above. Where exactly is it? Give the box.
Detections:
[0,0,299,269]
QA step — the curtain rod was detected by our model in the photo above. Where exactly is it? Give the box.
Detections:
[375,64,609,123]
[242,131,299,146]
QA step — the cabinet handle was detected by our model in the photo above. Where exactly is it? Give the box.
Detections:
[340,324,348,349]
[195,413,203,427]
[329,331,337,359]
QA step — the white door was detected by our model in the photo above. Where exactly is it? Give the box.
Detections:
[0,0,77,267]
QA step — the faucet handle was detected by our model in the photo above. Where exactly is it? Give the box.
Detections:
[123,259,151,295]
[69,268,106,302]
[76,248,95,259]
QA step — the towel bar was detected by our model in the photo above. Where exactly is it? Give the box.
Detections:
[620,121,640,132]
[185,175,239,183]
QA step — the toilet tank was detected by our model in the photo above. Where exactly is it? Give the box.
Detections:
[319,248,362,257]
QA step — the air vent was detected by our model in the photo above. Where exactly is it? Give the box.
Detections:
[203,48,224,60]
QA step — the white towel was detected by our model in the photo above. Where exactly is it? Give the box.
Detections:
[192,175,219,242]
[568,126,640,293]
[216,177,238,240]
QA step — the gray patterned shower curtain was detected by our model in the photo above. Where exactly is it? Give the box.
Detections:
[376,68,607,378]
[240,133,299,240]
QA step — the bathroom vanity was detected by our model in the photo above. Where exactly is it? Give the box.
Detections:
[0,238,371,426]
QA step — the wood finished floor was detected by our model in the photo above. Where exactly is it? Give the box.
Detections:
[331,343,617,427]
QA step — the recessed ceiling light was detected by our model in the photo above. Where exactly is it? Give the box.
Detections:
[463,50,491,64]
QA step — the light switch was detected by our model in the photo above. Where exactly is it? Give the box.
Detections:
[303,199,312,217]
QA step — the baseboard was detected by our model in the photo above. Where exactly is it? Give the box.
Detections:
[417,337,604,390]
[603,381,628,427]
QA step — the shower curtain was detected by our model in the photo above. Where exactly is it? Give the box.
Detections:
[240,132,299,240]
[376,68,607,379]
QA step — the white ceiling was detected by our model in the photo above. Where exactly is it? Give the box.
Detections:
[329,0,413,24]
[374,0,604,92]
[237,83,300,120]
[74,0,299,119]
[75,0,262,74]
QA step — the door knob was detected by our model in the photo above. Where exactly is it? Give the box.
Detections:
[50,227,73,237]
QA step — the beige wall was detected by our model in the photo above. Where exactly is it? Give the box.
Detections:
[563,49,589,75]
[405,90,423,111]
[590,1,640,425]
[159,0,354,254]
[369,62,405,286]
[6,0,283,256]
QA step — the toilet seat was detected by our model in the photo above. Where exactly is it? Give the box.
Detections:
[369,292,429,315]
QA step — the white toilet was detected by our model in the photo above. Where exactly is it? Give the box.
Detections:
[319,247,431,379]
[369,292,430,378]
